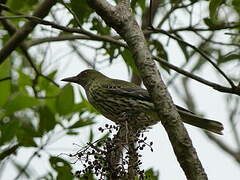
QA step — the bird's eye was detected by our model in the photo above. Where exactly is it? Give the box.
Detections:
[81,71,88,76]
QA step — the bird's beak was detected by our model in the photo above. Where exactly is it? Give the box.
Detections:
[61,76,78,83]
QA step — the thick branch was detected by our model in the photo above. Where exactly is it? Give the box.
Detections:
[0,0,57,64]
[87,0,208,179]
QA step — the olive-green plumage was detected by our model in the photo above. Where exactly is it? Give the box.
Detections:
[62,69,224,135]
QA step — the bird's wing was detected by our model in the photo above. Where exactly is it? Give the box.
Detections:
[105,79,151,101]
[106,79,195,114]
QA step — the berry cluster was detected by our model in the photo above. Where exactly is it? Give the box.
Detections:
[67,124,154,179]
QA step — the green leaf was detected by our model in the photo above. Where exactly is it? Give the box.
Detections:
[103,43,121,63]
[17,71,32,87]
[121,49,139,75]
[69,119,94,129]
[203,18,216,28]
[46,98,57,113]
[66,0,92,25]
[136,0,146,12]
[149,40,170,73]
[49,156,73,180]
[218,54,240,64]
[144,168,159,180]
[172,33,189,62]
[232,0,240,13]
[170,0,182,3]
[3,93,40,115]
[39,106,56,134]
[7,0,38,12]
[17,134,37,147]
[0,118,20,145]
[0,60,11,107]
[15,117,38,147]
[90,17,111,35]
[56,84,74,115]
[150,40,169,61]
[209,0,224,21]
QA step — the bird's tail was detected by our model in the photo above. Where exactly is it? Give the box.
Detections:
[178,110,224,135]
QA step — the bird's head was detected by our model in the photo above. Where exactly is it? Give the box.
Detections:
[61,69,105,89]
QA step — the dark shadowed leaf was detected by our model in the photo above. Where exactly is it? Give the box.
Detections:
[144,168,159,180]
[121,49,139,75]
[232,0,240,13]
[203,18,216,28]
[0,60,11,107]
[3,93,40,115]
[69,118,94,129]
[17,135,37,147]
[49,156,73,180]
[149,40,170,73]
[0,118,20,145]
[16,117,38,147]
[39,106,56,134]
[218,54,240,64]
[7,0,38,12]
[209,0,224,21]
[56,84,74,115]
[67,0,92,25]
[91,17,111,35]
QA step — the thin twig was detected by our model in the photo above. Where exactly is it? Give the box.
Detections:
[69,42,95,67]
[0,15,127,48]
[157,2,196,28]
[168,24,240,33]
[0,19,59,87]
[27,34,91,47]
[149,27,236,88]
[153,56,240,96]
[205,132,240,164]
[0,0,57,64]
[194,31,240,47]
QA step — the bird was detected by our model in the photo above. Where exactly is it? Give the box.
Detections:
[62,69,224,135]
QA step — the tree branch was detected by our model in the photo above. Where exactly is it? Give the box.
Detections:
[205,132,240,164]
[87,0,208,179]
[168,23,240,33]
[154,56,240,96]
[0,0,57,64]
[147,27,236,88]
[0,19,59,87]
[0,15,127,48]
